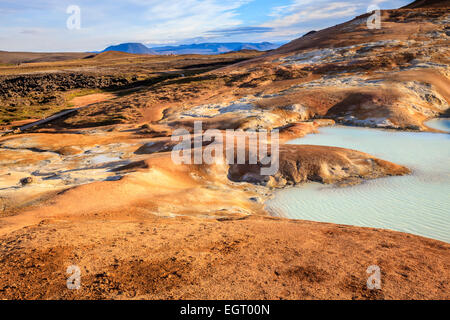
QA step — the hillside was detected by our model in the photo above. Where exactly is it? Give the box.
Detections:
[0,51,92,65]
[214,2,449,130]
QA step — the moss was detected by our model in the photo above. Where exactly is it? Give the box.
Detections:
[0,89,105,124]
[0,103,69,124]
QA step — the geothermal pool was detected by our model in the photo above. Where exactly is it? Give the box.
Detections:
[425,118,450,133]
[266,121,450,242]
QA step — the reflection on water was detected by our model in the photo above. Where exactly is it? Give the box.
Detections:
[266,122,450,242]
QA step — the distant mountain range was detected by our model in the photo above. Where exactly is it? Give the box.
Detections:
[150,42,281,55]
[100,42,283,55]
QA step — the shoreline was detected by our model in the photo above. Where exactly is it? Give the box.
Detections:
[265,121,450,243]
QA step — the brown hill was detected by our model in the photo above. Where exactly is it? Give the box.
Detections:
[268,4,448,55]
[0,51,92,65]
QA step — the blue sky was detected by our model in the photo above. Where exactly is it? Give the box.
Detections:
[0,0,411,52]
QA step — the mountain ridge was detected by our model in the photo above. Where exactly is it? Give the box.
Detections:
[149,42,282,55]
[100,42,282,55]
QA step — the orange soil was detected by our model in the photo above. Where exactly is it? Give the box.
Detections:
[0,215,448,299]
[69,93,117,108]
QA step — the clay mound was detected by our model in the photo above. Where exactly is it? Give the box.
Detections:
[403,0,450,8]
[229,144,410,187]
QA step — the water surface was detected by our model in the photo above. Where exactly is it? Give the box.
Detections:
[266,122,450,242]
[425,118,450,133]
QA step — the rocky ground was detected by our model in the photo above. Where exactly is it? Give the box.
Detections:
[0,50,262,127]
[0,1,449,299]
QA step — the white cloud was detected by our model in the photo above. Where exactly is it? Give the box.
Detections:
[0,0,253,51]
[251,0,367,41]
[133,0,252,43]
[262,1,359,28]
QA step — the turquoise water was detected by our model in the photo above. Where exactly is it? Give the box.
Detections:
[266,122,450,242]
[425,118,450,133]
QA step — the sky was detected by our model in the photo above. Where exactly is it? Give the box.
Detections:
[0,0,411,52]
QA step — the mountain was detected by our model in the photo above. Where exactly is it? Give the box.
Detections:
[101,43,156,55]
[149,42,282,55]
